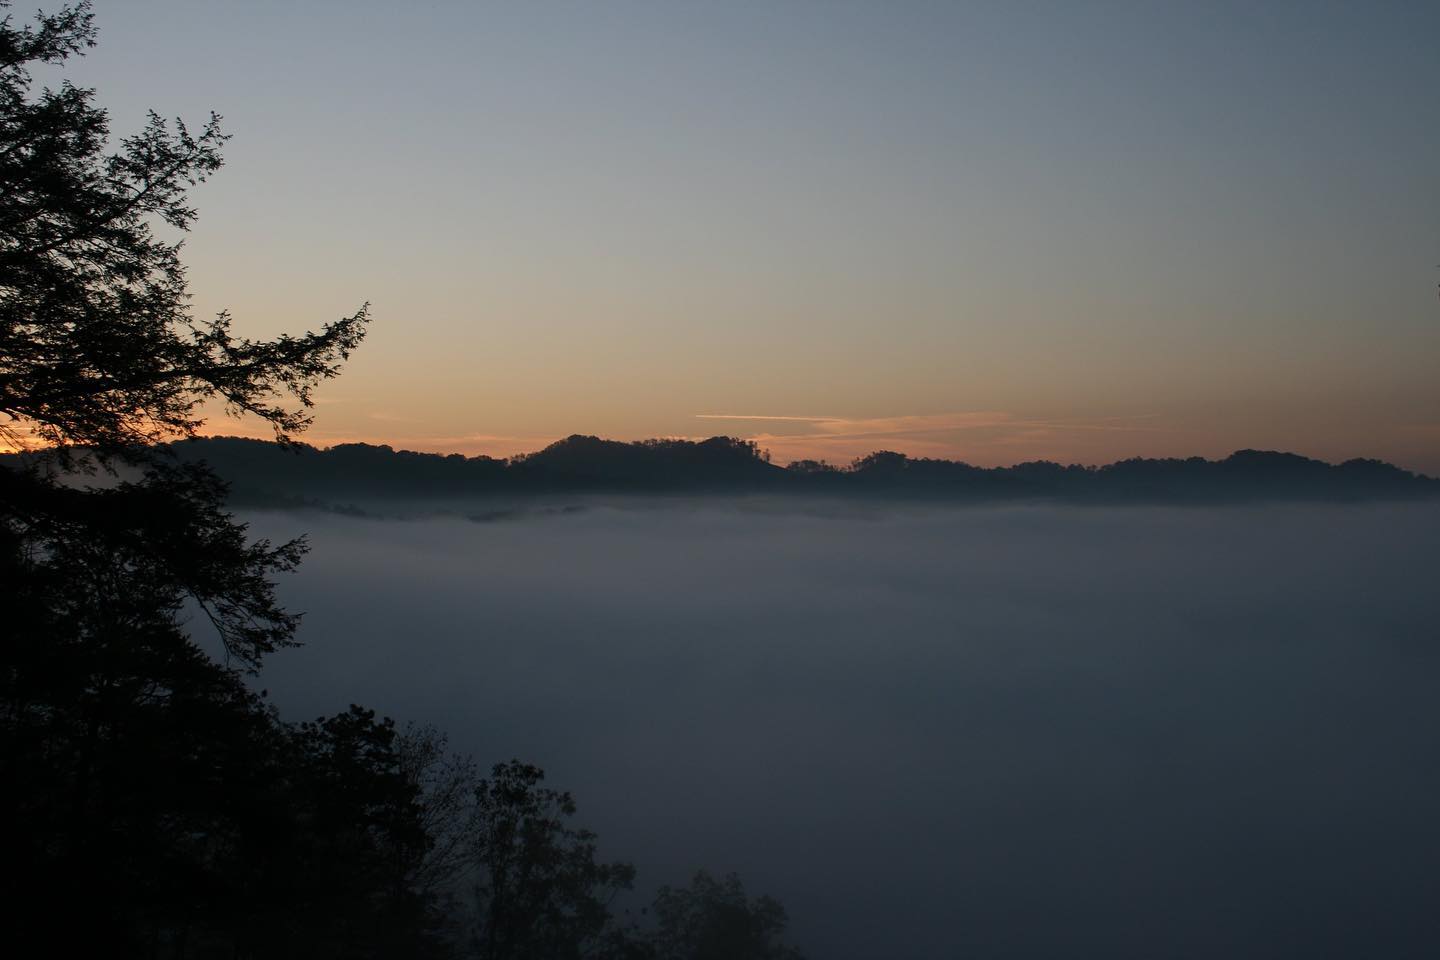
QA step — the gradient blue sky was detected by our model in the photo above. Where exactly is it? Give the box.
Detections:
[55,0,1440,470]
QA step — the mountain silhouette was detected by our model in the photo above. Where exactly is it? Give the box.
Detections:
[510,435,781,489]
[74,435,1435,509]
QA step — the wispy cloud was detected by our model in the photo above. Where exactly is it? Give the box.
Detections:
[695,414,846,423]
[695,411,1163,465]
[697,411,1014,437]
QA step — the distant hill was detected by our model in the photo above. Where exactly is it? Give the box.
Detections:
[7,435,1436,508]
[106,435,1440,508]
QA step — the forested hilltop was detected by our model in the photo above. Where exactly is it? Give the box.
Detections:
[153,435,1440,507]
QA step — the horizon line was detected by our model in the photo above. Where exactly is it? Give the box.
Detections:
[151,432,1433,478]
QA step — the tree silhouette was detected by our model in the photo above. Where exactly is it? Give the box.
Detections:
[0,0,370,663]
[0,3,397,954]
[0,1,367,454]
[647,871,807,960]
[470,761,640,960]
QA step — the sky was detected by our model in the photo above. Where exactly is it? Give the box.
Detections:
[55,0,1440,471]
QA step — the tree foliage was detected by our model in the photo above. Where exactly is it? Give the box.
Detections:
[648,871,807,960]
[471,760,639,960]
[0,0,370,664]
[0,2,396,952]
[0,0,368,454]
[1,520,445,955]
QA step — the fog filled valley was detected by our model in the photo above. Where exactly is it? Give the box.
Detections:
[238,498,1440,959]
[8,1,1440,956]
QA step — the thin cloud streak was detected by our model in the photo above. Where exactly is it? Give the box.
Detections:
[697,411,1160,435]
[696,411,1165,466]
[695,414,847,423]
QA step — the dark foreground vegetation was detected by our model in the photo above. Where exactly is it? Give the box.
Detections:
[158,434,1439,509]
[0,5,805,956]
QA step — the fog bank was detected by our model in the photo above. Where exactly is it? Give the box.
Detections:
[239,500,1440,959]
